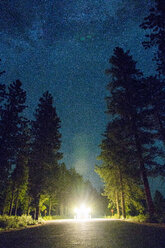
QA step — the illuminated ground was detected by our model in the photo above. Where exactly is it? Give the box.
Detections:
[0,218,165,248]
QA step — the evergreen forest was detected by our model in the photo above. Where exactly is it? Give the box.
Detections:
[0,79,106,221]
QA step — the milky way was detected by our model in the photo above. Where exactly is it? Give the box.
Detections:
[0,0,158,190]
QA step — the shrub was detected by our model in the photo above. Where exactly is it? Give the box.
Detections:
[0,215,19,229]
[42,215,53,221]
[0,215,38,230]
[105,214,120,219]
[17,215,36,227]
[126,214,149,223]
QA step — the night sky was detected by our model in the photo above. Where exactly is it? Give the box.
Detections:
[0,0,163,192]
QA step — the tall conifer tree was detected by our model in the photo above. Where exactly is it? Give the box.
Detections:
[102,47,161,218]
[29,91,62,220]
[0,80,28,214]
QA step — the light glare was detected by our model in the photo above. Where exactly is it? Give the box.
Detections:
[74,204,91,219]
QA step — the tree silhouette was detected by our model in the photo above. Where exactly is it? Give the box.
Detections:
[29,91,62,220]
[101,47,161,218]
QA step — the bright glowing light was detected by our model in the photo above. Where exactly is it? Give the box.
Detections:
[74,204,91,219]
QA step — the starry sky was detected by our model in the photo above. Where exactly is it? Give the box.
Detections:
[0,0,163,193]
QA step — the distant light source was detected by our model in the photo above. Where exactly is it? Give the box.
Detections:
[74,204,91,219]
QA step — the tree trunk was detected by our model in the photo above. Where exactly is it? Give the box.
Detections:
[120,190,126,219]
[36,206,39,220]
[134,133,154,218]
[35,197,40,220]
[27,197,31,215]
[14,191,19,216]
[49,198,52,216]
[140,162,154,218]
[115,191,120,218]
[9,189,15,216]
[118,167,126,219]
[34,208,36,220]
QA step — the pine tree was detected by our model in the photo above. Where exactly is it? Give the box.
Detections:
[0,80,28,214]
[103,47,161,218]
[140,0,165,145]
[29,91,62,220]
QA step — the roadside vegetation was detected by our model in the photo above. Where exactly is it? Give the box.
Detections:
[0,215,43,231]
